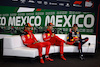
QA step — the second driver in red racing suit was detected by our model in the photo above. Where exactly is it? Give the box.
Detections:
[42,23,75,61]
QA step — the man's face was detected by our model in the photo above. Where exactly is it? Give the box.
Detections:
[73,26,78,31]
[47,26,53,30]
[25,27,31,31]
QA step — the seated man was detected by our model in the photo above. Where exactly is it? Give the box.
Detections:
[42,23,75,61]
[20,23,53,64]
[67,24,89,60]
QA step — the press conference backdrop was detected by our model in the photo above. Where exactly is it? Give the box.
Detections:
[0,0,99,35]
[0,6,95,35]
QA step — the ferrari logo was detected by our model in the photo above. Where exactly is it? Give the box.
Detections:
[48,34,50,36]
[27,34,30,39]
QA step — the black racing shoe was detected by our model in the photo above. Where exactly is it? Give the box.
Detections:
[88,43,91,46]
[79,55,85,61]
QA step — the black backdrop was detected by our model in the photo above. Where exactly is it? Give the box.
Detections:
[96,4,100,48]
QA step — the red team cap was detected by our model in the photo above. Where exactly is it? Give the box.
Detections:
[25,23,32,27]
[47,23,54,26]
[73,24,78,27]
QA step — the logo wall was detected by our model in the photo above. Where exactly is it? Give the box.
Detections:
[0,6,95,35]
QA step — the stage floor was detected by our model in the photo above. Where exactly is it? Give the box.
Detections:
[0,49,100,67]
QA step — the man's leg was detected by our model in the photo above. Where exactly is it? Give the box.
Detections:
[81,37,89,44]
[54,35,66,43]
[78,42,84,60]
[49,36,66,60]
[41,42,54,61]
[79,37,89,60]
[55,41,66,60]
[27,43,44,63]
[74,41,84,60]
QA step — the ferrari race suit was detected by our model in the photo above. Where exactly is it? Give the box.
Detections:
[43,29,68,55]
[21,30,51,57]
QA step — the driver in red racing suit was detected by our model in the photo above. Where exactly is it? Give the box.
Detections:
[42,23,75,61]
[20,23,53,64]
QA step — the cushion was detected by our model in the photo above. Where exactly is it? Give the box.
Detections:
[4,35,24,49]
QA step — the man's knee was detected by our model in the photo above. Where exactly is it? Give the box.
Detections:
[78,43,81,49]
[60,42,64,46]
[37,43,43,48]
[46,42,51,46]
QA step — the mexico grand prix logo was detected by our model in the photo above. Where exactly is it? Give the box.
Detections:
[85,0,94,8]
[73,1,82,7]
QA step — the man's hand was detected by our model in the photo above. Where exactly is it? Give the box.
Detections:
[34,41,39,43]
[75,38,79,41]
[66,41,75,45]
[51,33,55,37]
